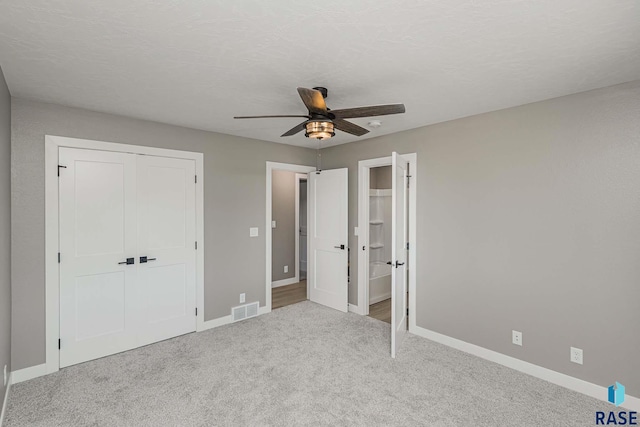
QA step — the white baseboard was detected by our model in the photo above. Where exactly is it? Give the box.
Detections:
[410,326,640,412]
[199,305,270,331]
[11,363,47,385]
[369,293,391,305]
[271,277,299,288]
[0,372,11,427]
[348,303,359,313]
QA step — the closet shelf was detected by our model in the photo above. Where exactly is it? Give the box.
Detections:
[369,243,384,249]
[369,220,383,225]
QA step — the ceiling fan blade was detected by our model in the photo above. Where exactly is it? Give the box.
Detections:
[297,87,328,115]
[330,104,405,119]
[281,121,307,137]
[333,118,370,137]
[234,115,310,119]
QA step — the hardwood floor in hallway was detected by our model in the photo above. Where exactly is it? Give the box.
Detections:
[272,280,307,309]
[368,298,391,323]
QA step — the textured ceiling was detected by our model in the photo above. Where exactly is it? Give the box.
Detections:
[0,1,639,148]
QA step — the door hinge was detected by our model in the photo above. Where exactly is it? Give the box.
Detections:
[58,252,61,263]
[406,308,409,316]
[406,242,409,250]
[195,307,198,316]
[195,175,197,184]
[195,241,198,250]
[57,165,67,177]
[58,339,61,350]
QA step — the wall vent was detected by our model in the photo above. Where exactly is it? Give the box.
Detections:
[231,301,260,322]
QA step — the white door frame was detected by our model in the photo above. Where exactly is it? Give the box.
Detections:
[294,173,307,283]
[265,162,315,311]
[357,153,417,331]
[45,135,205,375]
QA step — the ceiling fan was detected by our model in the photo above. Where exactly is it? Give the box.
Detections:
[234,87,405,140]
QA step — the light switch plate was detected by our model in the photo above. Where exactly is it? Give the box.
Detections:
[272,221,276,228]
[354,227,359,236]
[249,227,259,237]
[240,293,246,304]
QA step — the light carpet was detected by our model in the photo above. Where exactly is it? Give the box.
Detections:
[5,301,618,426]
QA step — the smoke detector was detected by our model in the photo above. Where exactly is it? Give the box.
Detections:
[368,120,382,128]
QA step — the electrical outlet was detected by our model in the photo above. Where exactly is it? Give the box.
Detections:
[240,293,246,304]
[3,364,6,386]
[570,347,583,365]
[512,330,522,346]
[249,227,259,237]
[284,265,288,273]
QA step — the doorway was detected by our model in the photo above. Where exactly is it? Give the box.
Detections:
[367,165,393,323]
[266,162,349,313]
[357,153,417,357]
[270,169,308,309]
[266,162,315,312]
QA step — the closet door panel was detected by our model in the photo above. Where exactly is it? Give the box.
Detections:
[136,155,197,346]
[59,148,139,368]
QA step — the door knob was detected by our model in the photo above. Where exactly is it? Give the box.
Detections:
[140,256,157,263]
[118,258,135,265]
[395,261,405,268]
[334,244,345,250]
[386,261,393,265]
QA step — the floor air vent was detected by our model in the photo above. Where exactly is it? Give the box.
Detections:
[232,302,259,322]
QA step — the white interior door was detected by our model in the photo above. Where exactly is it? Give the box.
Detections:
[59,148,198,368]
[308,168,348,312]
[391,152,408,358]
[137,155,197,347]
[59,148,139,367]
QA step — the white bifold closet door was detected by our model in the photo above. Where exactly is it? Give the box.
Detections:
[59,147,196,368]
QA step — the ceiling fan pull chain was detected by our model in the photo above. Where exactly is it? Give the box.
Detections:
[316,143,322,173]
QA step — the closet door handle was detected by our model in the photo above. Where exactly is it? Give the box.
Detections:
[386,261,393,265]
[395,261,405,268]
[334,244,345,250]
[118,258,135,265]
[140,256,157,263]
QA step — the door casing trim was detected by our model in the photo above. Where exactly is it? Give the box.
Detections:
[45,135,205,374]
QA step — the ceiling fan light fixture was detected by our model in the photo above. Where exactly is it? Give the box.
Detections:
[305,120,335,140]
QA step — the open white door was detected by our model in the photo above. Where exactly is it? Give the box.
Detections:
[391,152,408,358]
[308,168,349,312]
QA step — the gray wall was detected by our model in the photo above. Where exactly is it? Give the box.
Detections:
[11,98,316,370]
[271,170,296,282]
[0,66,11,402]
[321,81,640,397]
[370,165,392,190]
